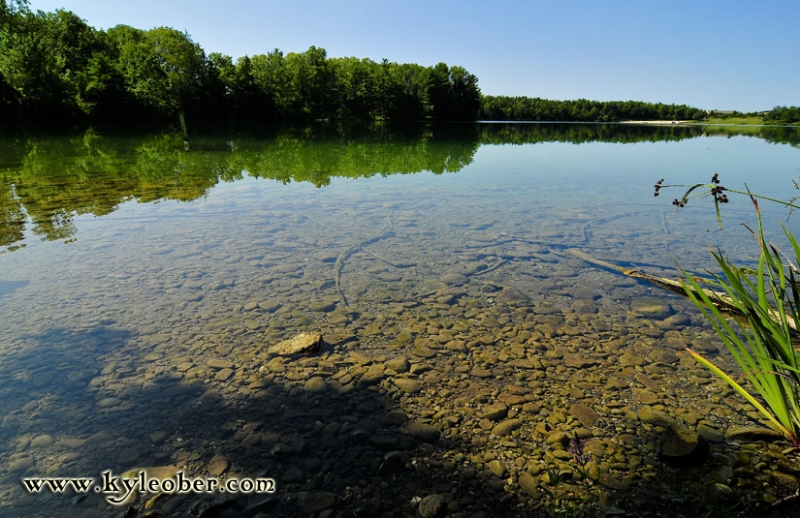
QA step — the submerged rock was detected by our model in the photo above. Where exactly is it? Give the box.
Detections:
[296,491,337,513]
[417,494,446,518]
[658,425,709,465]
[631,297,673,319]
[267,331,323,355]
[569,403,600,427]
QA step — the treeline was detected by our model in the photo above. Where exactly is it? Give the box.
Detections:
[764,106,800,125]
[0,1,481,131]
[9,1,789,132]
[478,122,707,145]
[480,96,706,122]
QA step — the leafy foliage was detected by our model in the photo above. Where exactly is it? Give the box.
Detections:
[764,106,800,125]
[0,4,736,133]
[0,7,483,131]
[481,95,706,122]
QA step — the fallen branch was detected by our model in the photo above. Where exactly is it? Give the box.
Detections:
[565,248,798,332]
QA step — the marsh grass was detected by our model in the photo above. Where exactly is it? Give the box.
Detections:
[661,177,800,445]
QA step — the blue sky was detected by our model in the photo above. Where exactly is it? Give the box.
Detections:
[28,0,800,112]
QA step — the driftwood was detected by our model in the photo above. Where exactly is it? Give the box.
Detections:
[566,248,798,332]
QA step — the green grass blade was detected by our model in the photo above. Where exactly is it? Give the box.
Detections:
[687,349,793,439]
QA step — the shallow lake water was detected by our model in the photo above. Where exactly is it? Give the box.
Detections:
[1,123,800,517]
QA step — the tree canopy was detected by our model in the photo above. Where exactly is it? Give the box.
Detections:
[2,4,794,132]
[0,5,482,131]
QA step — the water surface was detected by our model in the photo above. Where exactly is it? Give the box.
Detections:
[1,123,800,516]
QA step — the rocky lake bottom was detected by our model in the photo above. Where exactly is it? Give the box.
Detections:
[2,189,800,518]
[3,127,800,517]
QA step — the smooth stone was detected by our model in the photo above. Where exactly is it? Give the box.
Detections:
[445,340,467,352]
[496,286,530,305]
[481,402,509,421]
[8,457,33,472]
[664,313,691,327]
[309,300,336,312]
[60,437,88,449]
[348,351,373,365]
[358,364,385,386]
[658,425,709,465]
[207,359,234,370]
[214,368,234,381]
[618,352,645,367]
[268,331,322,355]
[635,390,661,405]
[304,376,328,393]
[408,422,440,443]
[631,297,673,319]
[634,373,662,392]
[393,378,421,393]
[638,406,675,427]
[265,357,286,373]
[546,430,570,448]
[491,419,523,437]
[412,345,436,358]
[563,354,598,369]
[30,434,55,448]
[518,473,538,496]
[552,449,573,460]
[385,356,409,372]
[207,454,229,476]
[441,273,468,286]
[487,459,506,477]
[418,494,446,518]
[569,403,600,427]
[97,397,122,408]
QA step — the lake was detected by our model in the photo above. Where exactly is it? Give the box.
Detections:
[1,123,800,517]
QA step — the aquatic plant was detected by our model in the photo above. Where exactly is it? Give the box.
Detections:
[568,433,592,481]
[660,176,800,445]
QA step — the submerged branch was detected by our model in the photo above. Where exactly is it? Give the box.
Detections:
[566,248,798,332]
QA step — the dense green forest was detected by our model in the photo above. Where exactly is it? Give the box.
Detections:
[480,96,706,122]
[1,1,797,132]
[0,1,480,131]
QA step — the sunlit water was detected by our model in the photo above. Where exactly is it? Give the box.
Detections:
[1,123,799,516]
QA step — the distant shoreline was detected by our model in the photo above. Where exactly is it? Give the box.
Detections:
[618,120,690,125]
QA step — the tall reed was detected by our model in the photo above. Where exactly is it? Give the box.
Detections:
[660,178,800,445]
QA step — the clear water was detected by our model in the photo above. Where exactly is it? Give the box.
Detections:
[1,123,799,516]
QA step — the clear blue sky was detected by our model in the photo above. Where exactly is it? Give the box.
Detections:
[27,0,800,112]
